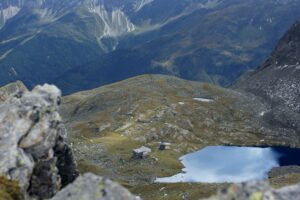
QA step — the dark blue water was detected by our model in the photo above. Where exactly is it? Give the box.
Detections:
[273,147,300,166]
[156,146,300,183]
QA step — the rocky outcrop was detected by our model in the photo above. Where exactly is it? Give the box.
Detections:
[237,20,300,136]
[207,181,300,200]
[0,83,142,200]
[50,173,141,200]
[0,84,78,199]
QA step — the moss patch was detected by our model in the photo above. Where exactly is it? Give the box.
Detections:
[0,177,24,200]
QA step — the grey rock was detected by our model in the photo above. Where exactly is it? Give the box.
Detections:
[267,184,300,200]
[50,173,141,200]
[206,181,300,200]
[0,84,78,199]
[0,82,142,200]
[237,20,300,136]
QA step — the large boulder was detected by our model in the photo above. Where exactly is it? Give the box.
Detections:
[0,83,141,200]
[0,84,78,199]
[207,181,300,200]
[51,173,141,200]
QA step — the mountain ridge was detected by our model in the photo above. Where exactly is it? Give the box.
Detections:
[1,0,300,93]
[237,19,300,135]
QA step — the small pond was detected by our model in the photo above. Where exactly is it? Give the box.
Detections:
[155,146,300,183]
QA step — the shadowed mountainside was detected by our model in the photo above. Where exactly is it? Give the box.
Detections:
[237,20,300,136]
[1,0,300,94]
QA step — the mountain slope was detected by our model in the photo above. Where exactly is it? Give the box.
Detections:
[1,0,300,93]
[58,18,300,199]
[237,20,300,135]
[56,0,300,94]
[60,74,300,199]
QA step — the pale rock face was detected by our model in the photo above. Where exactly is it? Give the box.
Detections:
[0,84,60,191]
[0,82,140,199]
[88,4,135,38]
[0,6,21,28]
[133,0,154,11]
[0,84,78,198]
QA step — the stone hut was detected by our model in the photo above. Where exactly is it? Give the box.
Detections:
[132,146,151,159]
[159,142,171,150]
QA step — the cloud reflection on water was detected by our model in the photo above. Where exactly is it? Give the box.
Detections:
[156,146,281,183]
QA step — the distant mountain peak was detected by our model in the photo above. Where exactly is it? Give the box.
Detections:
[133,0,154,11]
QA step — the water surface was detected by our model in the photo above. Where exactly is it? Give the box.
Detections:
[156,146,300,183]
